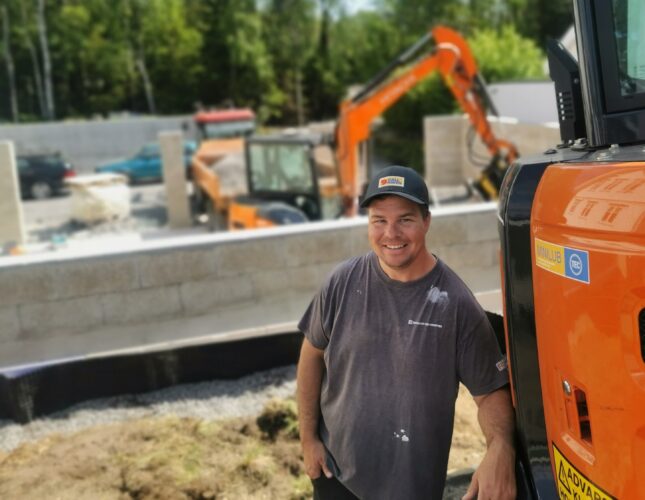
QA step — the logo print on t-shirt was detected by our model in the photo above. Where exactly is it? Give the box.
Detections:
[393,429,410,442]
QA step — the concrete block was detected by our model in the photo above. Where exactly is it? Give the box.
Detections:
[138,248,218,287]
[465,211,498,243]
[424,116,467,186]
[0,266,58,306]
[216,240,286,277]
[101,286,183,325]
[437,240,498,272]
[287,261,338,294]
[179,277,255,315]
[0,306,20,342]
[491,120,559,157]
[427,214,468,247]
[0,141,26,247]
[160,131,191,228]
[19,297,103,339]
[347,224,371,257]
[283,230,353,267]
[53,258,140,299]
[458,267,501,293]
[251,269,290,296]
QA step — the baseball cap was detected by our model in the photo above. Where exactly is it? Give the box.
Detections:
[360,165,430,208]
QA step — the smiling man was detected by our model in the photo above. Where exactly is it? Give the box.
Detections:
[297,165,516,499]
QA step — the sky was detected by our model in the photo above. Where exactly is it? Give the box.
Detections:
[345,0,376,15]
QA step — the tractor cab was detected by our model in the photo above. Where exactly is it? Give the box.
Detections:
[227,131,343,230]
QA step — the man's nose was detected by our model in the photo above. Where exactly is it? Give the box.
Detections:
[384,222,400,238]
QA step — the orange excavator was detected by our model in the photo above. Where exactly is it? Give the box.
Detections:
[499,0,645,498]
[335,25,519,215]
[225,25,518,230]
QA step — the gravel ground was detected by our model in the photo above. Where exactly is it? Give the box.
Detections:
[0,364,297,453]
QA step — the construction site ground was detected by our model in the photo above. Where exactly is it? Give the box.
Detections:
[0,383,483,499]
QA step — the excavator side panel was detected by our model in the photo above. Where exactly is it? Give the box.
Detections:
[531,161,645,499]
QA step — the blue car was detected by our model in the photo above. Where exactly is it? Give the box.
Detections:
[95,141,197,184]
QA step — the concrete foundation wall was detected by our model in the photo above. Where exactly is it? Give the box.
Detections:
[0,115,194,173]
[424,115,560,187]
[0,203,500,368]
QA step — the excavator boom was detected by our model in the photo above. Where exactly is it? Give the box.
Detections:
[336,25,519,214]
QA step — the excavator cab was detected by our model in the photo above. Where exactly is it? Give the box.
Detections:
[227,131,343,230]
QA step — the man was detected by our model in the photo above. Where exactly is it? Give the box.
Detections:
[297,165,516,499]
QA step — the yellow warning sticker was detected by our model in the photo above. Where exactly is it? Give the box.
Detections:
[552,444,615,500]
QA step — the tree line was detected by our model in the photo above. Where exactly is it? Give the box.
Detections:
[0,0,572,126]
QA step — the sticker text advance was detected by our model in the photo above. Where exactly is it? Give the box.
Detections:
[552,444,615,500]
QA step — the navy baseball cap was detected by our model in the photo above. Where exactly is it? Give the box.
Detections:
[360,165,430,208]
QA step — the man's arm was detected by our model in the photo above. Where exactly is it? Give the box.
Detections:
[462,386,516,500]
[296,339,332,479]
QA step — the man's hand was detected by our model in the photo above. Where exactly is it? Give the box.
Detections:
[302,437,333,479]
[462,438,515,500]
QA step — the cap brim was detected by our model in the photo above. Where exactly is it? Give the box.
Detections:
[360,191,426,208]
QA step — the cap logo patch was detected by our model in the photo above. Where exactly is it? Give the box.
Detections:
[378,176,405,188]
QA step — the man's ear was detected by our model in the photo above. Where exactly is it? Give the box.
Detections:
[424,211,431,232]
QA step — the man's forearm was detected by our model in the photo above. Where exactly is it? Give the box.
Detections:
[475,387,515,449]
[296,340,325,443]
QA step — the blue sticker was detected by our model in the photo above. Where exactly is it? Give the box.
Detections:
[564,247,589,283]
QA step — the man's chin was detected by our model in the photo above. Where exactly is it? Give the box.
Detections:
[379,256,411,271]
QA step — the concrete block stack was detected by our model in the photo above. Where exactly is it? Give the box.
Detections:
[0,204,500,369]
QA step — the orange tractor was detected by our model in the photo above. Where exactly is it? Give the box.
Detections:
[190,107,256,229]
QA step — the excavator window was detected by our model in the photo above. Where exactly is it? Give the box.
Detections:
[613,0,645,97]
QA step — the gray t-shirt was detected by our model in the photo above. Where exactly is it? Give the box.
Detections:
[298,252,509,499]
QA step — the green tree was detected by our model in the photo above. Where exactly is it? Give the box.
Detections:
[261,0,317,124]
[189,0,281,123]
[515,0,573,44]
[469,25,545,82]
[48,2,131,117]
[137,0,203,113]
[329,11,401,89]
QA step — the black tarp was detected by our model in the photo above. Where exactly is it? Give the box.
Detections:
[0,332,303,423]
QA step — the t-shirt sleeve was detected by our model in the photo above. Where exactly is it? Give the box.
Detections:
[298,274,337,350]
[457,309,509,397]
[298,265,342,350]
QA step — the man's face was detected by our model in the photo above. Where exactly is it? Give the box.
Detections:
[367,195,430,279]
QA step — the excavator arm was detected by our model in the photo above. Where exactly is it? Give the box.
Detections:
[335,25,519,214]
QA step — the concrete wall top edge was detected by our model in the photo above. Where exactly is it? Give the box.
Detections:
[0,203,497,270]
